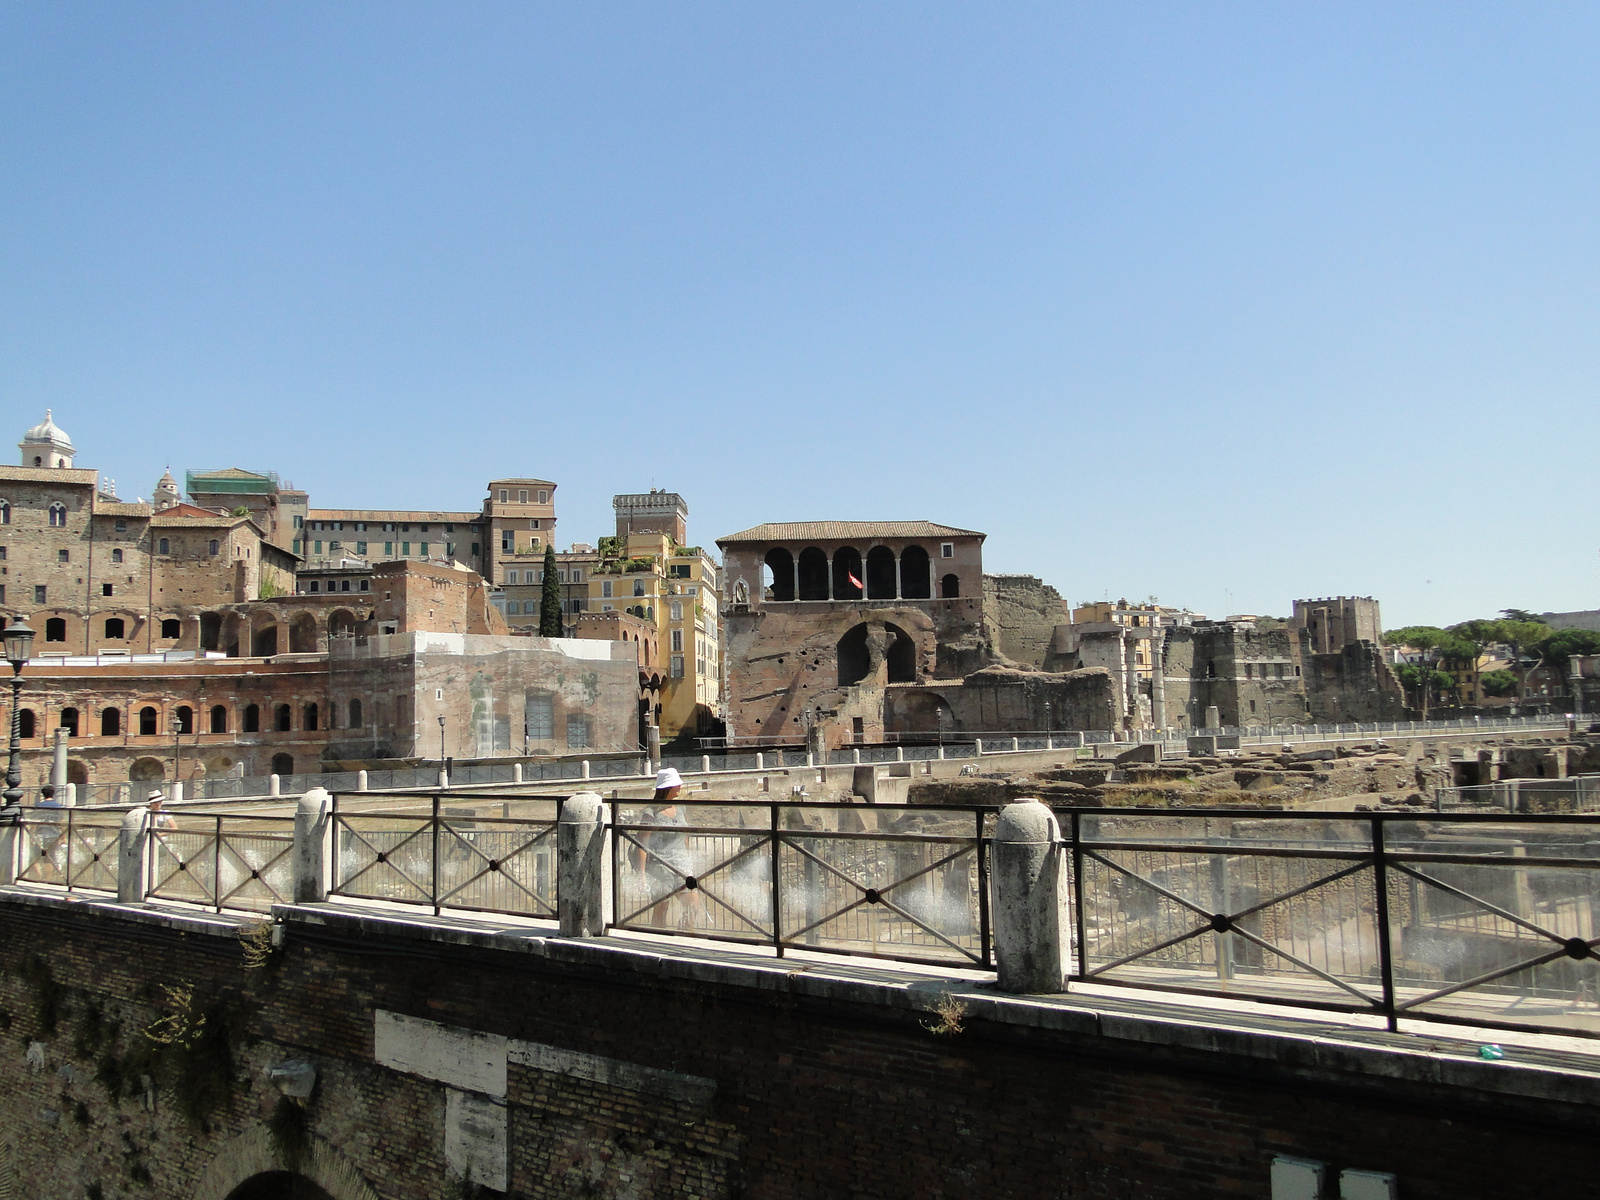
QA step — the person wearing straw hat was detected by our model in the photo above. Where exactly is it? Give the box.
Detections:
[146,789,176,829]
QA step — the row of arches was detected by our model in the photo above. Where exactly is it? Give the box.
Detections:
[7,698,352,740]
[762,546,960,603]
[124,752,297,783]
[27,606,362,656]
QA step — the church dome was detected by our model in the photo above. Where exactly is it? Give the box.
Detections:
[23,409,72,450]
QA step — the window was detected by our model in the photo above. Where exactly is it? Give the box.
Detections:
[45,617,65,641]
[243,704,260,733]
[0,585,5,604]
[310,581,322,593]
[210,705,228,734]
[60,707,79,736]
[275,704,292,732]
[471,542,480,557]
[571,568,582,583]
[49,502,67,527]
[0,547,4,561]
[111,548,123,564]
[671,655,685,678]
[35,585,48,605]
[58,549,69,563]
[100,707,120,736]
[633,581,646,597]
[670,602,682,621]
[139,707,158,736]
[671,629,683,652]
[530,519,540,530]
[340,580,350,592]
[360,580,370,592]
[384,542,393,555]
[940,543,954,558]
[349,698,362,727]
[498,490,508,502]
[537,490,548,504]
[0,500,8,524]
[601,581,613,598]
[330,541,341,552]
[304,703,319,731]
[507,570,519,585]
[501,533,513,553]
[293,540,302,555]
[402,542,410,555]
[525,692,554,741]
[175,706,193,734]
[518,490,528,503]
[444,523,453,533]
[102,583,113,597]
[294,515,303,528]
[419,524,428,532]
[314,541,323,554]
[669,564,691,578]
[158,537,170,555]
[566,715,590,749]
[17,709,34,738]
[114,519,126,533]
[601,603,613,612]
[208,539,220,556]
[418,542,428,556]
[105,618,126,639]
[356,541,367,555]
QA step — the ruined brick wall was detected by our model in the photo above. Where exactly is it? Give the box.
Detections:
[1303,641,1412,723]
[885,665,1117,734]
[0,897,1594,1200]
[1162,624,1309,728]
[981,574,1068,668]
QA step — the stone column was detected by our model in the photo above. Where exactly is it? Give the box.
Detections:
[51,729,68,789]
[992,799,1070,993]
[647,724,661,773]
[558,791,610,936]
[293,787,332,903]
[118,806,151,904]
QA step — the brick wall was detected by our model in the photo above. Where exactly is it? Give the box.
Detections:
[0,896,1595,1200]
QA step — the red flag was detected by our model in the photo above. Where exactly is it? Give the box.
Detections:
[848,571,863,590]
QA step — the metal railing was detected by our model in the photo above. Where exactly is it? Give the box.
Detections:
[328,793,560,919]
[609,800,990,969]
[1436,775,1600,814]
[10,792,1600,1039]
[146,813,297,913]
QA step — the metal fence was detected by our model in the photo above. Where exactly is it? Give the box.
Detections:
[327,793,561,919]
[145,813,297,913]
[15,809,122,893]
[1436,775,1600,814]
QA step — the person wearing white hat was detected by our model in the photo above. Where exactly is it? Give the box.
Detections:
[637,767,698,927]
[147,789,175,829]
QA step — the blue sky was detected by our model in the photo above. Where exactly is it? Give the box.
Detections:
[4,4,1597,628]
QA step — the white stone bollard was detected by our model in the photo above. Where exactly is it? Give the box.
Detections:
[269,774,281,797]
[512,764,523,784]
[1011,737,1019,753]
[63,783,77,807]
[118,806,151,904]
[702,755,712,774]
[171,781,184,804]
[975,738,984,756]
[992,799,1070,994]
[357,770,369,791]
[756,752,765,771]
[938,745,946,760]
[558,792,610,937]
[293,787,333,903]
[581,760,590,780]
[895,746,904,762]
[852,749,861,765]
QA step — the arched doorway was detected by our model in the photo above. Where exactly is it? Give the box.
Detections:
[224,1172,336,1200]
[832,547,863,600]
[289,612,318,654]
[865,546,896,599]
[900,545,931,599]
[797,547,829,600]
[940,573,960,599]
[129,757,165,782]
[763,548,795,602]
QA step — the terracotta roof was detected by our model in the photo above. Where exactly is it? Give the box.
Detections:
[0,466,99,485]
[188,467,273,481]
[717,521,985,544]
[150,508,255,528]
[96,502,152,517]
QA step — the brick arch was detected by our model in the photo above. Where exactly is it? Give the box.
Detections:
[191,1125,381,1200]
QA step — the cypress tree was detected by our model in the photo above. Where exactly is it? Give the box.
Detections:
[539,542,564,636]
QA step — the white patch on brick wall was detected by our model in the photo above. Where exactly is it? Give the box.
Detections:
[509,1040,716,1107]
[445,1089,508,1192]
[372,1010,507,1097]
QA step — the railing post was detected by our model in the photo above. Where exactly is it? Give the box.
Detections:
[1070,811,1086,981]
[991,799,1070,993]
[1372,816,1397,1032]
[976,807,991,969]
[0,813,21,886]
[770,801,782,957]
[117,806,150,904]
[293,787,333,903]
[975,738,984,756]
[431,794,441,915]
[557,791,610,937]
[214,813,223,912]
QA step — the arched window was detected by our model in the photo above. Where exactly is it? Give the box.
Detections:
[161,618,181,639]
[100,707,120,736]
[0,499,9,524]
[271,753,294,776]
[208,539,219,556]
[18,709,34,738]
[940,573,960,599]
[832,548,864,601]
[797,547,829,600]
[633,580,646,597]
[900,546,931,599]
[243,703,260,733]
[138,706,158,736]
[763,548,795,602]
[45,618,66,642]
[48,502,67,527]
[158,537,170,555]
[274,704,292,732]
[865,546,897,600]
[209,705,228,734]
[348,698,362,728]
[59,707,79,736]
[105,618,126,639]
[304,703,319,731]
[175,706,193,734]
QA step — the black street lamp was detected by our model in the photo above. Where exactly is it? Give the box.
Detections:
[2,617,37,821]
[437,714,446,763]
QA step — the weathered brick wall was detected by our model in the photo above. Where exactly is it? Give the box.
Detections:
[0,897,1595,1200]
[982,574,1068,669]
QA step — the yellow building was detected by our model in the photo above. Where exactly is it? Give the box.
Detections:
[587,529,721,741]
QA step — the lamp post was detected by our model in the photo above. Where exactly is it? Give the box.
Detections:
[2,617,38,821]
[437,714,446,763]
